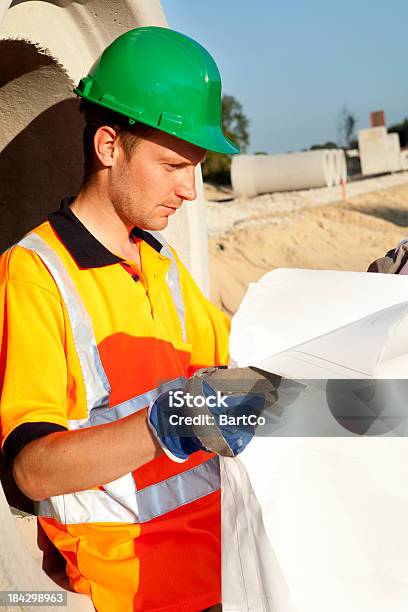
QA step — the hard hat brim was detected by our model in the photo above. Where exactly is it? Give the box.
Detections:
[75,88,240,155]
[180,127,240,155]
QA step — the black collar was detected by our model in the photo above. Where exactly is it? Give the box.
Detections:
[48,197,162,269]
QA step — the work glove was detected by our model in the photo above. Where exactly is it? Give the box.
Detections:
[148,366,281,462]
[367,239,408,274]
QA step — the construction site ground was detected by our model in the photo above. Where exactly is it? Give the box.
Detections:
[205,171,408,315]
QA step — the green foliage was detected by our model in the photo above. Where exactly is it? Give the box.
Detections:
[310,141,338,150]
[202,94,250,184]
[389,118,408,148]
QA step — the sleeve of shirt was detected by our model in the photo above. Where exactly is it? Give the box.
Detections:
[0,247,69,466]
[173,251,230,373]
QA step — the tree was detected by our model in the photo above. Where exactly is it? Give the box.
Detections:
[337,106,358,148]
[310,141,338,150]
[202,94,250,184]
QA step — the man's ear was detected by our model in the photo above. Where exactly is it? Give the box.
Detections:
[93,126,120,168]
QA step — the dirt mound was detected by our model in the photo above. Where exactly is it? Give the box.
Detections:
[209,181,408,315]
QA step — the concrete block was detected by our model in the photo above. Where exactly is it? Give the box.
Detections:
[401,149,408,171]
[386,132,402,172]
[358,126,394,176]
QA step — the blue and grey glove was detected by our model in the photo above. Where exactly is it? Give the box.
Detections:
[148,366,281,462]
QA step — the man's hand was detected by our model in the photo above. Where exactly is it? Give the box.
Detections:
[148,366,281,462]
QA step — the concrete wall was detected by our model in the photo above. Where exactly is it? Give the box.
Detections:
[0,0,209,294]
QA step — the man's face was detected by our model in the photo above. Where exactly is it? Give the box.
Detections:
[109,128,206,231]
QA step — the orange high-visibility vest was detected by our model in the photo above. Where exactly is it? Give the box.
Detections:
[0,203,229,612]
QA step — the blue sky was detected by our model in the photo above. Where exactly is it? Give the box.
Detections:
[161,0,408,154]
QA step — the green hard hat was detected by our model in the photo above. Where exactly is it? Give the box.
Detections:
[74,26,239,155]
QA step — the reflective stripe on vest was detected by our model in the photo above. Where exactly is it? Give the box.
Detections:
[75,377,187,429]
[18,232,220,524]
[19,233,110,420]
[36,455,220,524]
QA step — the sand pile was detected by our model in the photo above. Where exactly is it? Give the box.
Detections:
[205,174,408,315]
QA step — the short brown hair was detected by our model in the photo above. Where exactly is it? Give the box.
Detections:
[79,99,153,180]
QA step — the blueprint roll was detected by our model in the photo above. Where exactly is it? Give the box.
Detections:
[225,267,408,612]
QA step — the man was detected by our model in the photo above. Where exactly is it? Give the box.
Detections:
[0,27,277,611]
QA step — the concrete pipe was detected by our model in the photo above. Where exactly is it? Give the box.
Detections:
[0,0,210,295]
[338,149,347,183]
[332,149,347,185]
[0,477,94,610]
[231,150,335,198]
[331,150,339,185]
[0,0,11,24]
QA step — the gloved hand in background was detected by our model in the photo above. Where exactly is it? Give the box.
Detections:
[148,366,281,462]
[367,239,408,274]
